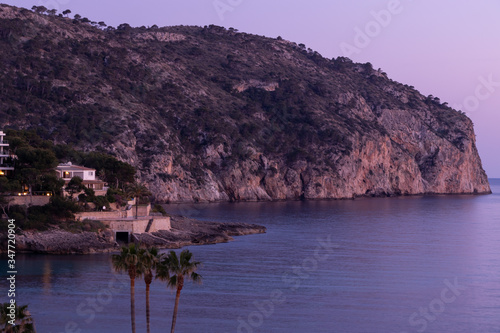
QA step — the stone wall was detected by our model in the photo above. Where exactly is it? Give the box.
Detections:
[105,219,149,234]
[148,217,171,232]
[100,216,171,233]
[75,204,151,220]
[75,211,127,220]
[127,204,150,217]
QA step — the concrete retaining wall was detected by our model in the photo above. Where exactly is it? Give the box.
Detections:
[127,204,150,217]
[105,219,150,234]
[148,217,171,232]
[75,204,151,220]
[75,211,127,220]
[100,216,171,233]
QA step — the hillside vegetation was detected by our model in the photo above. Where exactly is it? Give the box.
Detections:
[0,129,136,231]
[0,4,491,202]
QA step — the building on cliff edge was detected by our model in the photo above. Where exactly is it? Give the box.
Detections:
[56,162,108,196]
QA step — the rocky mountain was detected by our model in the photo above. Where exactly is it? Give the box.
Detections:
[0,4,491,202]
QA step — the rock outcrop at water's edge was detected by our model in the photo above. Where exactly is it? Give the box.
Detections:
[135,215,267,248]
[0,4,491,202]
[0,216,266,254]
[4,229,117,254]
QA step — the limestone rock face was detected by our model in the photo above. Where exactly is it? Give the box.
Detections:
[0,4,491,202]
[149,105,490,202]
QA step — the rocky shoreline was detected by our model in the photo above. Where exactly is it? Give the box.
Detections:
[134,215,266,248]
[0,215,266,255]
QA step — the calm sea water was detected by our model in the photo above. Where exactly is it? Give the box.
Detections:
[1,179,500,333]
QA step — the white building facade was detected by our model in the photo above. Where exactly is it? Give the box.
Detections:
[56,162,107,195]
[0,130,14,176]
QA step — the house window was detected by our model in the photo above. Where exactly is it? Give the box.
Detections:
[89,172,93,176]
[63,171,70,178]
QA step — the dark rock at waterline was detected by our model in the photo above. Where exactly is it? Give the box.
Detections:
[0,228,117,254]
[134,215,266,248]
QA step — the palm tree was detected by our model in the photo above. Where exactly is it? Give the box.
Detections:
[112,244,140,333]
[0,303,36,332]
[137,247,161,333]
[156,249,202,333]
[125,183,151,218]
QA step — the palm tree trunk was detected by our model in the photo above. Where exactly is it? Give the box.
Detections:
[170,287,182,333]
[131,278,136,333]
[146,282,151,333]
[135,197,138,219]
[29,184,33,205]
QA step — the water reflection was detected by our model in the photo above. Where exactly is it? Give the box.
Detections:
[42,259,52,295]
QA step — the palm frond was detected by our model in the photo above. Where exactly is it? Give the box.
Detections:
[190,272,203,284]
[168,275,178,289]
[155,255,171,281]
[112,243,141,278]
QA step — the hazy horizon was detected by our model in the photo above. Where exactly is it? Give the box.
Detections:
[3,0,499,177]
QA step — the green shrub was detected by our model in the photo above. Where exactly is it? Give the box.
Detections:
[93,196,110,211]
[152,204,168,216]
[48,196,81,218]
[106,187,126,205]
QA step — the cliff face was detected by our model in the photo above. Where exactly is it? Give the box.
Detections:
[0,5,491,202]
[150,107,490,202]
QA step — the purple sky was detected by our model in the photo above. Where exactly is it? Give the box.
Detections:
[4,0,500,177]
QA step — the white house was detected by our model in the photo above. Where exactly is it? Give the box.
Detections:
[0,130,14,176]
[56,162,107,195]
